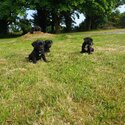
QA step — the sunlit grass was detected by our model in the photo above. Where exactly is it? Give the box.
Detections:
[0,29,125,124]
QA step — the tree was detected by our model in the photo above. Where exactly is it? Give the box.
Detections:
[108,10,121,27]
[48,0,85,33]
[18,17,32,34]
[80,0,125,30]
[28,0,85,33]
[119,12,125,27]
[32,7,49,32]
[0,0,26,34]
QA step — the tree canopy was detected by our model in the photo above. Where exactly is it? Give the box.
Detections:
[0,0,26,34]
[0,0,125,35]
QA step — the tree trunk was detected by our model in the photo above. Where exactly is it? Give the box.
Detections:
[91,16,100,29]
[0,20,8,34]
[85,16,92,31]
[54,15,61,33]
[51,14,55,33]
[63,11,72,32]
[37,8,48,32]
[51,12,61,33]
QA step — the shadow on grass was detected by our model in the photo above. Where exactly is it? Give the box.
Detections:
[0,33,22,39]
[71,51,84,55]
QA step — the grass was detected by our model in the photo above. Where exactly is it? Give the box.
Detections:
[0,29,125,125]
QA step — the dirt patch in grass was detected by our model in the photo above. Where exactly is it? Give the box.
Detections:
[97,47,117,52]
[5,68,27,75]
[21,32,54,40]
[97,45,125,54]
[0,58,7,64]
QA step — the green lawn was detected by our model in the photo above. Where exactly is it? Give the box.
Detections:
[0,29,125,125]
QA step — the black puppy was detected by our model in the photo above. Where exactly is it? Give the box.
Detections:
[30,26,41,34]
[80,37,94,54]
[28,40,47,63]
[44,40,53,52]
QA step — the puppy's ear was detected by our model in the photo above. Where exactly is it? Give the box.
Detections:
[90,38,93,42]
[84,37,93,43]
[32,40,38,47]
[44,40,47,44]
[45,40,53,44]
[83,38,88,43]
[84,38,90,43]
[89,38,93,45]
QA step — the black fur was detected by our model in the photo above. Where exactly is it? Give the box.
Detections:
[44,40,53,52]
[28,40,47,63]
[81,37,94,54]
[30,26,41,34]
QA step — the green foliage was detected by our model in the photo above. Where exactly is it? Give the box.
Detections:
[0,0,27,34]
[79,0,124,30]
[18,18,32,34]
[119,12,125,27]
[9,17,32,35]
[0,0,26,20]
[27,0,85,33]
[104,11,125,28]
[0,0,125,34]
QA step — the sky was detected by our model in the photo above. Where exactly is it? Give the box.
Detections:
[27,5,125,26]
[118,5,125,13]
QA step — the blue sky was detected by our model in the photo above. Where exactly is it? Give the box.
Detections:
[27,5,125,26]
[118,5,125,13]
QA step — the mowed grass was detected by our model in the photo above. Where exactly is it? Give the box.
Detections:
[0,29,125,125]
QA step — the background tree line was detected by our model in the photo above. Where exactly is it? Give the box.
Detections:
[0,0,125,35]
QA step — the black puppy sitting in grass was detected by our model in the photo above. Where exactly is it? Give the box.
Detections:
[28,40,47,63]
[80,37,94,54]
[28,39,53,63]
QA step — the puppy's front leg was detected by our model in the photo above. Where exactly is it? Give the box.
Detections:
[32,57,37,63]
[88,46,92,54]
[41,54,47,62]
